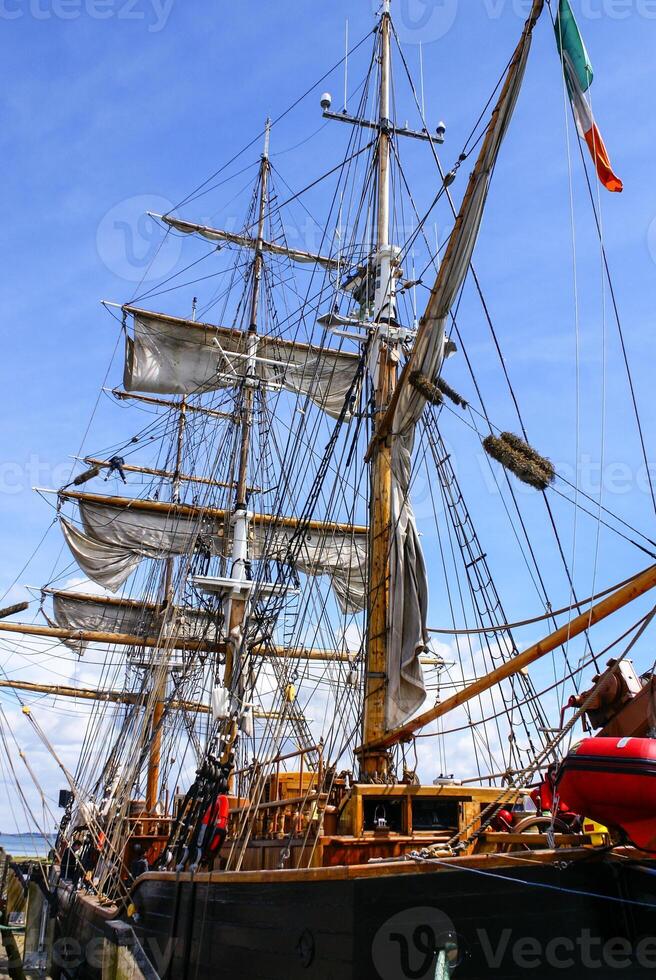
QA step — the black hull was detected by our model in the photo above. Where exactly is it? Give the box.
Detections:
[124,856,656,979]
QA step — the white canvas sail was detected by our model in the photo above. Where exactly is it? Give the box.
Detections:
[49,591,216,640]
[60,494,368,613]
[60,518,142,593]
[123,309,360,420]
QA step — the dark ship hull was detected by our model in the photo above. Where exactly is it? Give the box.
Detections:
[118,851,656,979]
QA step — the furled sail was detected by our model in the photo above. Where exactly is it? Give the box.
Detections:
[45,589,218,654]
[122,307,360,420]
[59,492,367,614]
[382,0,545,729]
[159,215,341,270]
[250,523,368,615]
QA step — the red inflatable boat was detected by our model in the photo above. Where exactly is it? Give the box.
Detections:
[557,736,656,851]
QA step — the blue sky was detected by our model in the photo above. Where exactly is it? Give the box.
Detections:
[1,0,656,830]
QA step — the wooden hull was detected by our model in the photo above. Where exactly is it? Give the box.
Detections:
[120,850,656,979]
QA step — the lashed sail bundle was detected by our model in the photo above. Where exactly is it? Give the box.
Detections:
[160,215,341,270]
[45,588,218,653]
[382,0,544,729]
[59,492,367,615]
[123,308,360,420]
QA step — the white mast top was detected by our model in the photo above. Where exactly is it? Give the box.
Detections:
[263,116,271,161]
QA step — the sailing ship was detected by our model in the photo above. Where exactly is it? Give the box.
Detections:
[2,1,656,977]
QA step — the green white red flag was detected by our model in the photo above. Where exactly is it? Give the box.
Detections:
[555,0,623,193]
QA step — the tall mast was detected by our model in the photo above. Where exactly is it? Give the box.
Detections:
[362,0,397,778]
[145,394,187,811]
[225,119,271,689]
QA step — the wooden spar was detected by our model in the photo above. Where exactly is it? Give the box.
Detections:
[157,215,341,271]
[358,562,656,754]
[0,679,280,718]
[362,2,395,778]
[42,588,163,609]
[366,0,545,455]
[121,307,359,362]
[109,389,235,420]
[0,679,179,709]
[0,619,222,651]
[81,457,255,494]
[59,489,367,537]
[0,620,354,661]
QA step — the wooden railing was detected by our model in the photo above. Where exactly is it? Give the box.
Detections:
[232,744,326,838]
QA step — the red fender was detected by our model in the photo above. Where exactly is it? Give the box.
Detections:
[202,795,230,855]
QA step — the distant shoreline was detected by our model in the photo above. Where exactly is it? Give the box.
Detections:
[0,832,44,838]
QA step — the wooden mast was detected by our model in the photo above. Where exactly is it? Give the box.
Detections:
[224,120,270,695]
[362,0,397,778]
[145,396,187,811]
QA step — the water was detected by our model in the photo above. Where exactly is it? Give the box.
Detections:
[0,833,50,858]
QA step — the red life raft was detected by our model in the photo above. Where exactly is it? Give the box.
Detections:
[557,736,656,851]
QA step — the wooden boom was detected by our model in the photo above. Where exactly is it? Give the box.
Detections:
[0,679,278,718]
[109,389,235,420]
[358,563,656,754]
[0,620,353,662]
[82,457,258,494]
[60,490,367,537]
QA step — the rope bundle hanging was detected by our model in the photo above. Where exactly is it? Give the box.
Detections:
[410,371,469,410]
[436,377,468,410]
[71,465,101,487]
[410,371,443,405]
[483,432,555,491]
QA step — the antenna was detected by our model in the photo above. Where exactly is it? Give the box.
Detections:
[411,224,418,329]
[419,42,426,120]
[344,19,349,112]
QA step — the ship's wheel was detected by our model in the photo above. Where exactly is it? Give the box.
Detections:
[501,814,575,853]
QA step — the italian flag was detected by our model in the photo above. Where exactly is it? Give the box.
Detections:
[555,0,623,193]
